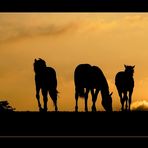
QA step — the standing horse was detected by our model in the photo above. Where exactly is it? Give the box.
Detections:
[115,65,135,111]
[33,58,58,112]
[74,64,113,112]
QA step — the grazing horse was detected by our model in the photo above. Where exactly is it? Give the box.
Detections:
[74,64,113,112]
[33,58,58,112]
[115,65,135,111]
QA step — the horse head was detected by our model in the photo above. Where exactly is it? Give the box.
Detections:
[34,58,47,74]
[102,92,113,111]
[124,65,135,77]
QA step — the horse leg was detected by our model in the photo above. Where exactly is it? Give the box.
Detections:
[129,90,133,111]
[84,88,89,112]
[54,100,58,112]
[49,90,58,112]
[35,76,42,111]
[91,89,95,112]
[36,88,42,112]
[118,91,124,111]
[37,98,42,112]
[75,88,79,112]
[42,89,48,112]
[53,99,58,112]
[123,92,128,111]
[91,89,99,112]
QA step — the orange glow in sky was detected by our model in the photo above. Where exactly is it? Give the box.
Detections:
[0,13,148,111]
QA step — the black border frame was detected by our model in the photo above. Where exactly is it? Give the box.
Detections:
[0,0,148,12]
[0,0,148,144]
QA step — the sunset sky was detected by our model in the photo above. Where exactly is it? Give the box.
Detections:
[0,13,148,111]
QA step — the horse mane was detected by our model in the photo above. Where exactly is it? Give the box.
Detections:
[92,66,109,92]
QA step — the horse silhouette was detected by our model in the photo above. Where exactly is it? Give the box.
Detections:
[74,64,113,112]
[115,65,135,111]
[33,58,58,112]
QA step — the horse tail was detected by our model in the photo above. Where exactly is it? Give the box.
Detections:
[56,89,59,97]
[49,88,59,101]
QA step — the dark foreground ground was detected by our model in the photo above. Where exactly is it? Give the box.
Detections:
[1,111,148,147]
[0,111,148,137]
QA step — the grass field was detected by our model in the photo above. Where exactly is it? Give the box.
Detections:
[0,111,147,137]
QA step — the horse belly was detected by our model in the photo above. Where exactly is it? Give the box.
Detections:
[116,79,134,92]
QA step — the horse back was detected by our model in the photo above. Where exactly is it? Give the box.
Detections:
[46,67,57,87]
[74,64,92,87]
[74,64,108,90]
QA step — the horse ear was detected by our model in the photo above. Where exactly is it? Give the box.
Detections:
[124,64,127,68]
[35,59,37,62]
[110,92,113,96]
[132,65,135,69]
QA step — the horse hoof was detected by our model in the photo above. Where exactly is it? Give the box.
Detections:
[40,108,47,112]
[91,106,96,112]
[39,108,43,112]
[75,107,78,112]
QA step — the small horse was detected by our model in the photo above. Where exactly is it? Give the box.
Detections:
[74,64,113,112]
[115,65,135,111]
[33,58,58,112]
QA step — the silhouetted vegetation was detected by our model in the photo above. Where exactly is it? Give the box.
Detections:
[0,100,15,112]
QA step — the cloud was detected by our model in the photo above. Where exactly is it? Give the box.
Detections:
[77,14,148,34]
[131,100,148,111]
[0,13,83,42]
[0,21,78,42]
[123,15,146,23]
[0,13,148,43]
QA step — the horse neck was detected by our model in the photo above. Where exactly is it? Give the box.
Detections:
[100,77,110,99]
[101,87,110,99]
[124,71,133,78]
[35,67,47,76]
